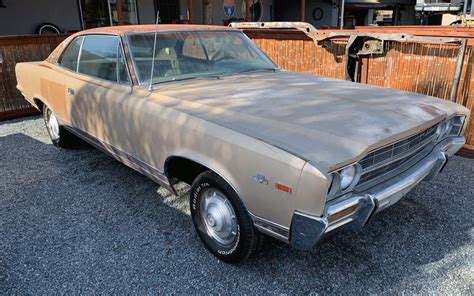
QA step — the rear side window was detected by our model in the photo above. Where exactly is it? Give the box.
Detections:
[78,36,119,82]
[59,37,83,71]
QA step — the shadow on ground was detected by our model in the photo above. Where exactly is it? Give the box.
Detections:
[1,119,473,294]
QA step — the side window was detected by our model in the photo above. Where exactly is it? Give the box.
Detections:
[59,37,83,71]
[78,36,119,82]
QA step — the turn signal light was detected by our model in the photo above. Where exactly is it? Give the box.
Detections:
[275,183,292,194]
[327,205,357,223]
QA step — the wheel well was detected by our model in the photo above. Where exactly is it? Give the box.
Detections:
[33,98,44,113]
[165,156,208,185]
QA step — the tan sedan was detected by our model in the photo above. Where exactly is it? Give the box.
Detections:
[16,25,469,263]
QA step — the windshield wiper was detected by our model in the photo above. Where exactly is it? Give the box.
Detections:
[228,68,277,76]
[170,74,221,82]
[149,74,221,86]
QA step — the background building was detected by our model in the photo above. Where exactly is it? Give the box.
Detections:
[0,0,472,36]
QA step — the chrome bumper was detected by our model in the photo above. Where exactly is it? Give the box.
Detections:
[290,136,465,251]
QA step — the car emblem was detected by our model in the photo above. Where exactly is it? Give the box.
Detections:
[253,174,268,185]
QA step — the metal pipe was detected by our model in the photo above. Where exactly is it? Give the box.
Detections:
[393,5,400,25]
[471,0,474,16]
[188,0,193,23]
[77,0,85,30]
[245,0,251,22]
[340,0,345,29]
[450,38,468,103]
[107,0,114,26]
[463,0,469,17]
[301,0,305,22]
[116,0,123,25]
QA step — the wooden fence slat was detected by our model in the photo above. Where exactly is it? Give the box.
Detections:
[244,28,474,149]
[0,34,70,117]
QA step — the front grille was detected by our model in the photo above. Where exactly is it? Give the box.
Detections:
[358,124,438,186]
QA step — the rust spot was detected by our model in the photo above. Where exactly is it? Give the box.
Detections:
[40,78,67,117]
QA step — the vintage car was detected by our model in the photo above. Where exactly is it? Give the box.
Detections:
[16,25,469,263]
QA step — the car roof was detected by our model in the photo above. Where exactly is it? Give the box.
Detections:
[81,24,239,35]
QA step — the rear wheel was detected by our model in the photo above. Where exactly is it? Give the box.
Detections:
[190,171,262,263]
[43,105,80,148]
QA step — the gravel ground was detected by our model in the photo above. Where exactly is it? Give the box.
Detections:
[1,116,473,295]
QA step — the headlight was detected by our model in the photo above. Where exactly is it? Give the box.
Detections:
[436,116,466,141]
[339,165,357,190]
[327,163,362,201]
[436,120,451,140]
[448,116,465,136]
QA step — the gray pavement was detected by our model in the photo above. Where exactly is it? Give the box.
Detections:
[1,116,473,294]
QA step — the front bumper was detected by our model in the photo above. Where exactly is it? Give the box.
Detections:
[290,136,465,251]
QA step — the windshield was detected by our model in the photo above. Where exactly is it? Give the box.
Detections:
[127,30,277,85]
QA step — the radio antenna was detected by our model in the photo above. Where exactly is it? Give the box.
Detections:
[149,10,159,91]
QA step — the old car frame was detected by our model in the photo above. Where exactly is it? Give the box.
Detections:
[15,24,469,262]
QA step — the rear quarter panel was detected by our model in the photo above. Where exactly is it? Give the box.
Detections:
[16,61,71,120]
[15,62,44,109]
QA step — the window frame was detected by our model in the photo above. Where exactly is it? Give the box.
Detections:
[57,36,84,73]
[125,29,276,86]
[57,34,132,86]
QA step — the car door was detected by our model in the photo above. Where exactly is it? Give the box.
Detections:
[64,34,133,149]
[71,35,168,182]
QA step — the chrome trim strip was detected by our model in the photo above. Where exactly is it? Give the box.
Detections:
[439,136,465,157]
[369,150,445,213]
[62,125,173,192]
[360,124,439,174]
[76,36,85,72]
[361,132,437,175]
[290,211,327,251]
[325,194,375,232]
[355,141,434,192]
[249,212,290,242]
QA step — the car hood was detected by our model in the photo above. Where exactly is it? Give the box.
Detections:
[150,71,468,172]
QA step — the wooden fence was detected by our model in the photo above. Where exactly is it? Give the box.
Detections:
[244,27,474,153]
[0,34,69,120]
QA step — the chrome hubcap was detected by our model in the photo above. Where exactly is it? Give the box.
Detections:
[200,189,237,246]
[46,109,60,140]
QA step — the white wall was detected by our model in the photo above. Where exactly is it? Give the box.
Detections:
[0,0,82,35]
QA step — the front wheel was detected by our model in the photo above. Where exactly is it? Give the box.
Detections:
[190,171,262,263]
[43,105,80,148]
